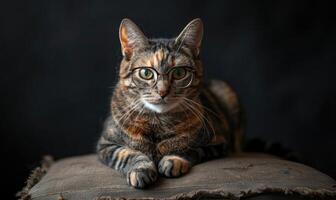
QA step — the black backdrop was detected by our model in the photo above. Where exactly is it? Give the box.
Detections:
[1,0,335,198]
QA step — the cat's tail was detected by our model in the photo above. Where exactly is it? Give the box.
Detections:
[207,79,246,153]
[206,80,302,162]
[243,138,302,162]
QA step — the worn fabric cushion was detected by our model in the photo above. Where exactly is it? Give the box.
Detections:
[26,153,336,200]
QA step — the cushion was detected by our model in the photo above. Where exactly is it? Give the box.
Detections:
[21,153,336,200]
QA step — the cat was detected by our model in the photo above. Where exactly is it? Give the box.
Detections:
[97,18,244,188]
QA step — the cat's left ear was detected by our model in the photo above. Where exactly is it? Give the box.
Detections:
[175,18,203,56]
[119,18,149,59]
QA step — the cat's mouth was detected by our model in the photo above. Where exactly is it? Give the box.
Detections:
[141,98,180,113]
[146,99,166,104]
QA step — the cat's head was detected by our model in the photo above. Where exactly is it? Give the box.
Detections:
[117,18,203,113]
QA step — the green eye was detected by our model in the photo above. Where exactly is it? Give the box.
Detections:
[139,68,154,80]
[172,67,187,80]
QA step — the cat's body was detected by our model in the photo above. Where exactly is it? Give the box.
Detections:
[97,19,244,188]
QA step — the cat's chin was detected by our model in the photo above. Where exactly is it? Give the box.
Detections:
[142,100,179,113]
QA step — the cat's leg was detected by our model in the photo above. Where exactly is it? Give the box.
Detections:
[158,144,226,178]
[97,142,157,188]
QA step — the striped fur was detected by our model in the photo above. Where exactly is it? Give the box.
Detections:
[97,18,244,188]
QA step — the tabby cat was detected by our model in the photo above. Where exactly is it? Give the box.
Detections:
[97,18,244,188]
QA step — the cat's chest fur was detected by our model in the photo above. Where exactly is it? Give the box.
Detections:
[117,111,189,157]
[128,111,184,142]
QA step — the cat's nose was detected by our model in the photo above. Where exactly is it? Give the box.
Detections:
[159,90,169,99]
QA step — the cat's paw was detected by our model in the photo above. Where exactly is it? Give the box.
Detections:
[127,161,157,189]
[158,155,191,177]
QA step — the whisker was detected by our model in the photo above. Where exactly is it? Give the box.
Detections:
[116,100,142,128]
[182,97,221,119]
[182,101,212,145]
[181,101,208,138]
[182,100,216,141]
[120,101,142,129]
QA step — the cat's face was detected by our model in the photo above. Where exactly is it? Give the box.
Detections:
[117,19,203,113]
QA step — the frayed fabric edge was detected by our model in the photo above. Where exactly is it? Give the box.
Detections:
[169,187,336,200]
[107,187,336,200]
[16,155,54,200]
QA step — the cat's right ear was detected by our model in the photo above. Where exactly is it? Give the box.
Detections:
[119,18,148,59]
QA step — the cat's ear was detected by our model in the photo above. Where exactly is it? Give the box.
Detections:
[119,18,148,59]
[175,18,203,56]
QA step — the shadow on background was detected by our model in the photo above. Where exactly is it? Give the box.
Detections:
[1,0,335,199]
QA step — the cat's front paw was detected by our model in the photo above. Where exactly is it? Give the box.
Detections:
[158,155,191,177]
[127,161,157,188]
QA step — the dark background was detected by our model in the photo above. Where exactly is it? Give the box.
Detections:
[1,0,335,199]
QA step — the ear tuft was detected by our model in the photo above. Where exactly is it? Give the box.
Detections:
[175,18,203,56]
[119,18,148,58]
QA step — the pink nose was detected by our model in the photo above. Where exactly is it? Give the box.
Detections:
[159,90,169,99]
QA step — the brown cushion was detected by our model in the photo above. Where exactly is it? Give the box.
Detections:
[26,153,336,200]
